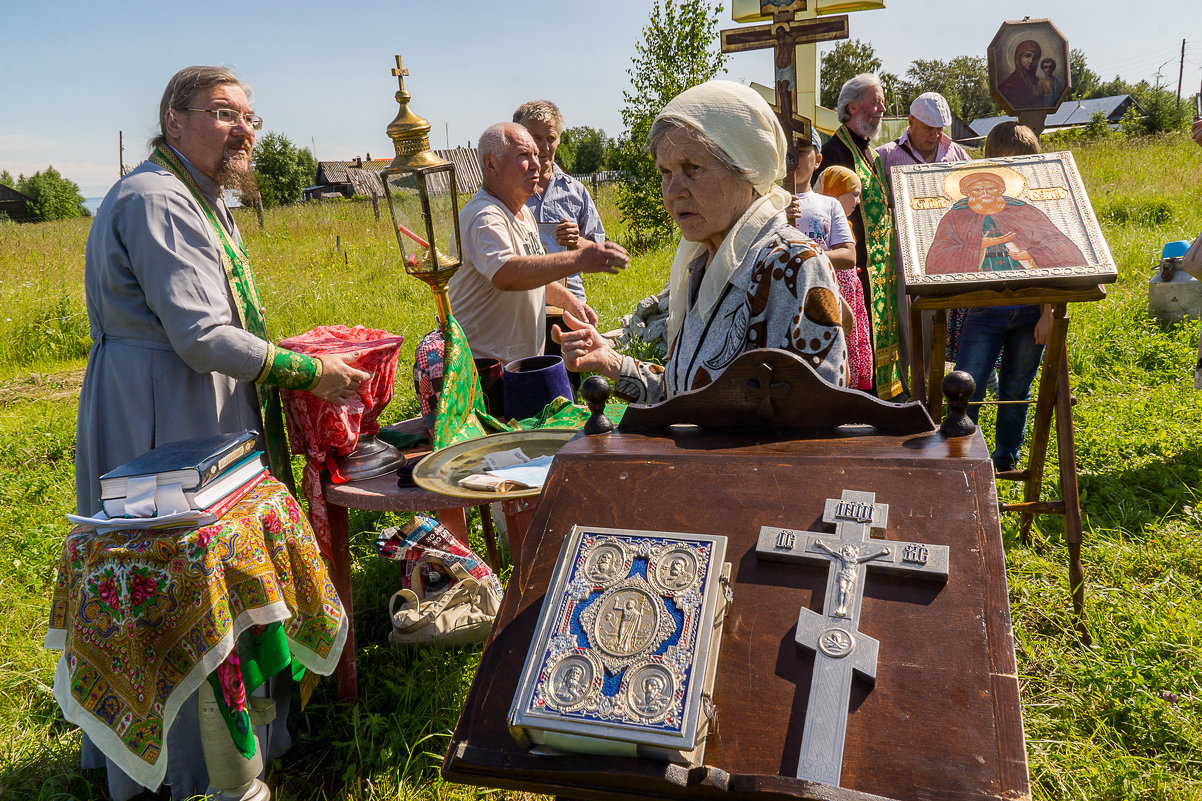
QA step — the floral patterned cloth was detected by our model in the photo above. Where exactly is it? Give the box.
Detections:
[837,268,874,391]
[278,325,405,558]
[45,478,347,792]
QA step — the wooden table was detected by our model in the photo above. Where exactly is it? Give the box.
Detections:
[321,417,541,702]
[444,424,1028,800]
[323,470,489,702]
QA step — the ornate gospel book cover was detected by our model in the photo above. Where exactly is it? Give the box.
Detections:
[508,525,731,765]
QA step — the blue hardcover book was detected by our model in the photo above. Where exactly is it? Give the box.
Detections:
[98,430,260,499]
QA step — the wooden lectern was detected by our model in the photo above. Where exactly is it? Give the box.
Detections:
[444,350,1029,801]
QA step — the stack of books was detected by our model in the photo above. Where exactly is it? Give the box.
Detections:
[99,430,268,520]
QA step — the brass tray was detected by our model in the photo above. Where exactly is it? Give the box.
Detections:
[412,429,578,500]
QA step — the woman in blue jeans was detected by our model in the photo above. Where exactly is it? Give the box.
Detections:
[955,303,1050,471]
[953,122,1050,472]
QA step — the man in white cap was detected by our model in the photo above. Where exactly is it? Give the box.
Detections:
[875,91,971,388]
[876,92,971,195]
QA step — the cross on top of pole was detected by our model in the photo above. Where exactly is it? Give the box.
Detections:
[392,55,409,98]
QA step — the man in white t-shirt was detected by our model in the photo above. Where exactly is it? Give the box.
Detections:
[449,122,628,364]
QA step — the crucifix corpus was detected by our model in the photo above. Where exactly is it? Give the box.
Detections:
[720,0,849,191]
[757,488,950,787]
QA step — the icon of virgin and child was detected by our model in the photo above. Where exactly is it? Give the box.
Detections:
[924,168,1085,276]
[999,39,1065,110]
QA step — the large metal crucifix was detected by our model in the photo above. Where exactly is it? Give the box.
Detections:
[756,488,950,787]
[720,0,850,191]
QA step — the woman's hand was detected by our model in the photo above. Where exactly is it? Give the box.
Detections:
[550,310,624,379]
[311,352,371,405]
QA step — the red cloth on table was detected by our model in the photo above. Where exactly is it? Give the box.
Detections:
[278,325,405,557]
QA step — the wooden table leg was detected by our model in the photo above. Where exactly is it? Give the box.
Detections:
[1020,305,1068,543]
[909,298,928,409]
[436,507,469,546]
[478,504,501,572]
[502,497,539,584]
[1055,355,1090,643]
[326,500,357,703]
[926,309,948,419]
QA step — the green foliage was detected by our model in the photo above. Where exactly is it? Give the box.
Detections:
[253,131,318,207]
[0,170,13,188]
[820,39,884,110]
[1046,111,1115,148]
[1127,80,1195,136]
[1093,194,1174,227]
[558,125,613,174]
[615,0,726,252]
[14,167,89,222]
[899,55,999,122]
[1095,75,1140,99]
[8,290,90,364]
[1068,48,1101,100]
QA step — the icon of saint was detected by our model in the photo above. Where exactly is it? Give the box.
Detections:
[633,672,670,716]
[659,553,693,590]
[925,171,1085,275]
[553,662,588,704]
[587,546,624,583]
[1036,57,1065,106]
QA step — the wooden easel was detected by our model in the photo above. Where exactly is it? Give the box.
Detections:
[909,284,1105,640]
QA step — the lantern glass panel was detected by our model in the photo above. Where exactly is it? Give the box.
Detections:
[383,166,461,268]
[416,163,461,266]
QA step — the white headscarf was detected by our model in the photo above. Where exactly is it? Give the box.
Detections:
[656,80,792,349]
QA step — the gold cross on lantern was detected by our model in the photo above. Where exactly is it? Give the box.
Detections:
[392,55,408,94]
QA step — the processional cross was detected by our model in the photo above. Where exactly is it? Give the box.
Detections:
[756,488,950,787]
[720,0,850,192]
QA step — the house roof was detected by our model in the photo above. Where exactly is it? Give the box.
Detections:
[315,158,390,185]
[970,94,1141,139]
[0,184,34,222]
[315,148,483,196]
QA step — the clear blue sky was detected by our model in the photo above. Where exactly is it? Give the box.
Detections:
[3,0,1198,198]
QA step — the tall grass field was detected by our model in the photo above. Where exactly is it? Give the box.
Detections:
[1,136,1201,800]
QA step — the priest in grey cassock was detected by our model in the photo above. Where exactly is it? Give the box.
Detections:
[75,65,367,801]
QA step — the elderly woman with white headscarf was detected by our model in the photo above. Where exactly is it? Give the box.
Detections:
[554,80,848,403]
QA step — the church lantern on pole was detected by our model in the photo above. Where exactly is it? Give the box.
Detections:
[380,54,462,327]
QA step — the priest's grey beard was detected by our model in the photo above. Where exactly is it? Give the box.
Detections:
[217,159,260,203]
[850,116,882,142]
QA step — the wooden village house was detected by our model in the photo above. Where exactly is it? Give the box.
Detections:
[306,147,484,202]
[0,184,35,223]
[970,93,1144,141]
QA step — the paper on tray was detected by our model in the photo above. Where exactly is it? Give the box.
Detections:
[481,447,531,470]
[483,454,554,489]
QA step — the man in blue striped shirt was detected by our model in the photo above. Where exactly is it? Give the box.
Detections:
[514,100,607,305]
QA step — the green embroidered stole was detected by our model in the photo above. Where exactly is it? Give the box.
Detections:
[836,126,903,398]
[433,316,498,449]
[149,146,304,491]
[430,316,626,448]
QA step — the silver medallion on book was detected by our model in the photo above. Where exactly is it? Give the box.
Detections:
[509,525,731,763]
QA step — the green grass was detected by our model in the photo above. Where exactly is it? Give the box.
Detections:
[3,135,1202,799]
